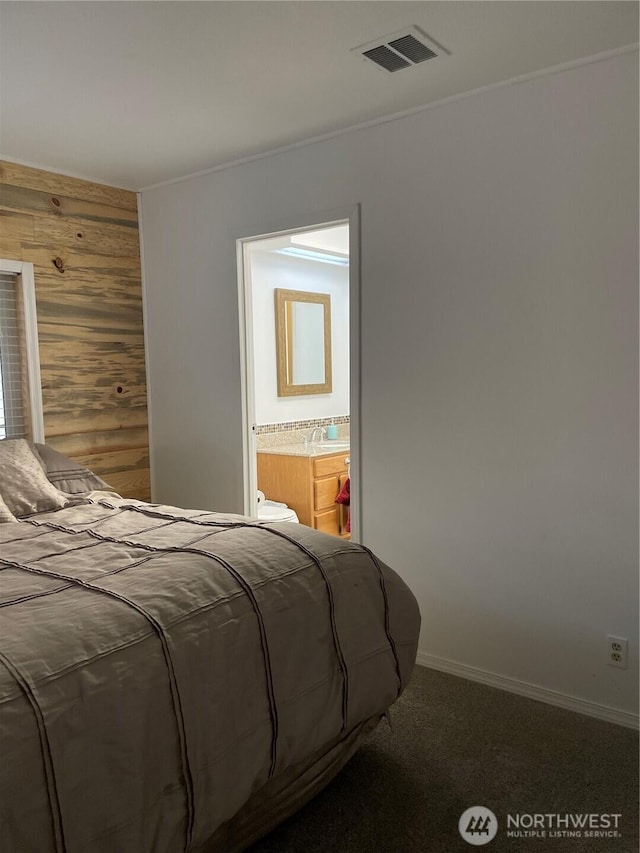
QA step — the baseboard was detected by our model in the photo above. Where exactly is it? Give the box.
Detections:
[415,652,639,730]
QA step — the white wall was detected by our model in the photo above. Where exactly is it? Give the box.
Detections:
[140,52,639,717]
[248,249,349,424]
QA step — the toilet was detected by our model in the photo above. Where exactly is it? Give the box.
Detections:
[257,490,299,524]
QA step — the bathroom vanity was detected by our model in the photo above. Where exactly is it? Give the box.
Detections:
[257,445,350,539]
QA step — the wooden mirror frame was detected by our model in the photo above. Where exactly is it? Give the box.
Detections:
[274,288,332,397]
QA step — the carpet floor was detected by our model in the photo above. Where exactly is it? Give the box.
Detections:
[248,665,639,852]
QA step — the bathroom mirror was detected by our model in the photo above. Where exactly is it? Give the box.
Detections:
[275,289,332,396]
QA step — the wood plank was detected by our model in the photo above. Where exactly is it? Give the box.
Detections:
[32,259,141,283]
[36,294,144,331]
[20,243,141,276]
[3,162,149,504]
[0,183,138,227]
[74,447,149,475]
[106,470,151,501]
[41,363,147,391]
[32,215,141,258]
[42,383,148,413]
[0,161,137,212]
[47,427,149,457]
[56,447,150,502]
[0,237,22,259]
[38,337,146,363]
[0,209,35,241]
[38,347,146,397]
[35,273,143,301]
[86,466,151,501]
[38,325,144,349]
[36,291,143,323]
[45,406,148,436]
[37,324,144,349]
[36,270,142,310]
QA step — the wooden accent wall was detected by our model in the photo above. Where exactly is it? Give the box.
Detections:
[0,161,150,500]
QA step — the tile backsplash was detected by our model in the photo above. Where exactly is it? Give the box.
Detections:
[256,415,350,449]
[255,415,349,435]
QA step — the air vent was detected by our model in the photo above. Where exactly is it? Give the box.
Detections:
[389,35,437,64]
[352,26,443,74]
[363,45,410,73]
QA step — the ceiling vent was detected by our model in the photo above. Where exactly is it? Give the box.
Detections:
[352,26,443,73]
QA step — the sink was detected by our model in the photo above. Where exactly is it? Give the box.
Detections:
[312,441,350,451]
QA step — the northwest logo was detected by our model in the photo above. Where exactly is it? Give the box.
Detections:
[459,807,498,846]
[467,816,492,835]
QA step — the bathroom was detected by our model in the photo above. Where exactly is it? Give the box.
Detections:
[245,223,351,537]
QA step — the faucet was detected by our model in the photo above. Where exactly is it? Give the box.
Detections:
[310,427,326,444]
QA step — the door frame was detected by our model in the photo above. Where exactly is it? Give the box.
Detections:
[235,204,361,541]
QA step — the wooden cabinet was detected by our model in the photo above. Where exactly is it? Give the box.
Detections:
[257,450,350,539]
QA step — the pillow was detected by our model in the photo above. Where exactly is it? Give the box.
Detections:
[0,491,18,523]
[33,443,112,495]
[0,439,68,517]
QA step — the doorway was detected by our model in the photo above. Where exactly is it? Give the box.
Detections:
[237,211,360,540]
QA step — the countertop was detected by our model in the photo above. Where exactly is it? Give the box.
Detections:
[257,442,350,458]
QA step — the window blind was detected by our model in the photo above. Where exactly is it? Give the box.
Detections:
[0,272,28,439]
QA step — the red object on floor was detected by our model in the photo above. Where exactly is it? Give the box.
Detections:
[335,477,350,533]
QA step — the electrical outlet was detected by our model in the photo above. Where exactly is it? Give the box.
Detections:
[606,635,628,669]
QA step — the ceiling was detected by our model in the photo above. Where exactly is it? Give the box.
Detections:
[252,225,350,257]
[0,2,637,190]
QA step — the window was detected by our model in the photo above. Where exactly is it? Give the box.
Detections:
[0,272,23,438]
[0,261,44,442]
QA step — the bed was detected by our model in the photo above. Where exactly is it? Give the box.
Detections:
[0,439,420,853]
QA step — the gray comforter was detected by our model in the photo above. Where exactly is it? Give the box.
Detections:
[0,498,420,852]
